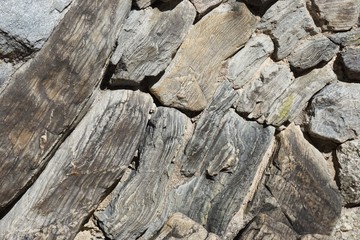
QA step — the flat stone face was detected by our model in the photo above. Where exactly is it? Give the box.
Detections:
[258,0,318,60]
[265,124,341,235]
[0,0,72,59]
[150,2,258,112]
[336,139,360,205]
[0,90,153,239]
[110,1,196,86]
[312,0,360,31]
[288,34,339,71]
[308,82,360,143]
[340,47,360,82]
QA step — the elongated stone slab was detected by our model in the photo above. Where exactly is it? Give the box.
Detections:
[0,0,131,210]
[96,107,193,240]
[258,0,318,60]
[0,90,153,239]
[150,2,257,111]
[265,124,341,235]
[308,82,360,143]
[110,0,196,86]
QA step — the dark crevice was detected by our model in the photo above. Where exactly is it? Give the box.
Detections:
[243,0,278,17]
[290,59,333,78]
[233,217,255,239]
[331,150,342,192]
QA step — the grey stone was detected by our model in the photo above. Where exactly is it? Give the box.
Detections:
[0,0,73,60]
[227,34,274,89]
[311,0,360,31]
[332,207,360,240]
[329,30,360,47]
[300,234,334,240]
[190,0,222,15]
[0,60,14,86]
[288,34,339,70]
[258,0,318,60]
[340,47,360,82]
[308,82,360,143]
[150,2,258,111]
[110,1,196,86]
[336,139,360,205]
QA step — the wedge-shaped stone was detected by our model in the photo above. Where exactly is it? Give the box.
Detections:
[150,2,257,111]
[0,90,153,239]
[258,0,318,60]
[0,0,131,210]
[96,107,193,240]
[340,47,360,82]
[329,30,360,47]
[227,34,274,89]
[311,0,360,31]
[110,1,196,86]
[288,34,339,70]
[336,139,360,205]
[265,124,341,235]
[308,82,360,143]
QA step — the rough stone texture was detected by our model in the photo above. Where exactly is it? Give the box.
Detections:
[0,0,131,210]
[340,47,360,82]
[96,107,193,240]
[0,90,153,239]
[311,0,360,31]
[0,60,14,87]
[258,0,318,60]
[265,124,342,235]
[300,234,334,240]
[329,30,360,47]
[288,34,339,70]
[0,0,73,60]
[308,82,360,143]
[190,0,222,15]
[336,139,360,205]
[110,1,196,86]
[74,217,106,240]
[333,207,360,240]
[227,34,274,89]
[150,2,258,111]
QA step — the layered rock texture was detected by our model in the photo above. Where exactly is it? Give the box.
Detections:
[0,0,359,239]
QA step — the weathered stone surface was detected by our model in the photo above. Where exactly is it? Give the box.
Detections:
[0,90,153,239]
[258,0,318,60]
[239,214,298,240]
[300,234,334,240]
[0,0,131,210]
[333,207,360,240]
[336,139,360,205]
[150,2,258,111]
[329,30,360,47]
[308,82,360,143]
[265,124,342,235]
[153,213,221,240]
[288,34,339,70]
[0,60,14,87]
[74,217,106,240]
[227,34,274,89]
[311,0,360,31]
[96,107,193,240]
[0,0,73,60]
[190,0,222,15]
[340,47,360,81]
[110,1,196,86]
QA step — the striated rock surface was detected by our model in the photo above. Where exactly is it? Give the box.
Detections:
[340,47,360,81]
[110,1,196,86]
[150,2,257,111]
[0,60,14,87]
[288,34,339,70]
[336,139,360,205]
[0,0,131,210]
[227,34,274,89]
[311,0,360,31]
[308,82,360,143]
[258,0,318,60]
[329,30,360,47]
[97,107,193,240]
[0,90,153,239]
[0,0,73,60]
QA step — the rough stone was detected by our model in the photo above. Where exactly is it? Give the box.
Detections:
[0,90,153,239]
[300,234,334,240]
[336,139,360,205]
[288,34,339,71]
[340,47,360,82]
[308,82,360,143]
[110,1,196,86]
[0,60,14,87]
[311,0,360,31]
[0,0,73,60]
[332,207,360,240]
[329,30,360,47]
[227,34,274,89]
[96,107,193,240]
[190,0,222,15]
[150,2,258,111]
[265,124,342,235]
[258,0,318,60]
